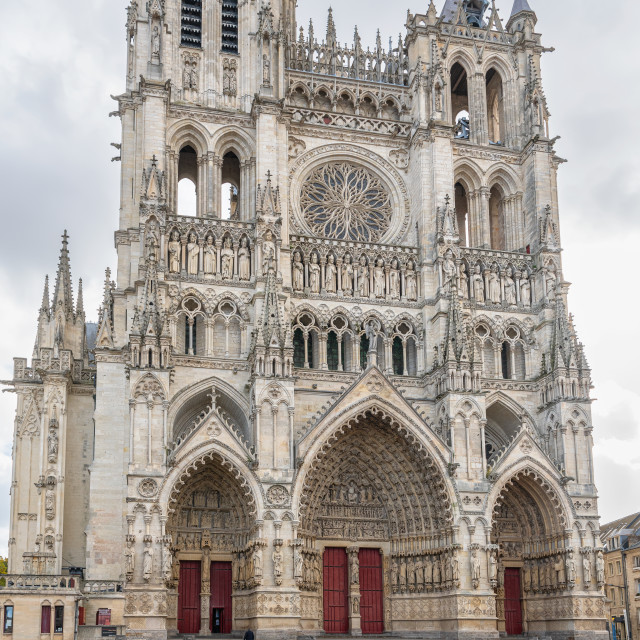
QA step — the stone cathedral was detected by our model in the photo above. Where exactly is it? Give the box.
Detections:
[3,0,609,638]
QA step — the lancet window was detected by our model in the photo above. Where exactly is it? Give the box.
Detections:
[451,62,470,139]
[175,297,205,356]
[181,0,203,49]
[221,0,239,55]
[486,68,505,145]
[178,145,198,216]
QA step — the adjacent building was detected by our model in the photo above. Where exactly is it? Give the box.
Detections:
[1,0,609,638]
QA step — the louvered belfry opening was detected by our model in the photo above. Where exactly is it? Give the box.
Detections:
[221,0,239,54]
[181,0,202,48]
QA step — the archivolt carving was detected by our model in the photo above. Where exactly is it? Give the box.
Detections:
[133,374,166,401]
[298,409,453,541]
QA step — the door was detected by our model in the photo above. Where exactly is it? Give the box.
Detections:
[178,561,202,633]
[210,561,233,634]
[359,549,384,634]
[323,548,349,634]
[504,567,523,635]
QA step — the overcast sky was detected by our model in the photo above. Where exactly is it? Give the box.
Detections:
[0,0,638,557]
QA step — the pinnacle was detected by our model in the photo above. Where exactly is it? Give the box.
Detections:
[53,229,74,314]
[76,278,85,316]
[511,0,533,17]
[40,275,50,315]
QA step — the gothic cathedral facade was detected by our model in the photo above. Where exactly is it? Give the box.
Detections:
[3,0,608,638]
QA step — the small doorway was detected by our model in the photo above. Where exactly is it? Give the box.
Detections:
[323,548,349,634]
[504,567,523,635]
[359,549,384,634]
[178,561,202,633]
[210,561,232,634]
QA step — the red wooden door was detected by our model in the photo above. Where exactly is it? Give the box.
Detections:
[210,561,233,634]
[359,549,384,634]
[504,568,523,635]
[323,548,349,634]
[178,561,202,633]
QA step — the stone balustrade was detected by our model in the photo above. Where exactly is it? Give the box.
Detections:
[0,575,79,591]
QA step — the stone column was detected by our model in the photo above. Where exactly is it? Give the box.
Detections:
[200,549,211,634]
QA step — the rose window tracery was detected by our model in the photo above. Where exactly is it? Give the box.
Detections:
[300,163,393,243]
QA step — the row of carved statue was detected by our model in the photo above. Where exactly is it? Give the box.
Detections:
[293,252,419,301]
[520,549,605,593]
[441,249,559,307]
[124,534,173,585]
[232,540,268,590]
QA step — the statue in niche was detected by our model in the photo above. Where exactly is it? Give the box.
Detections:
[504,268,517,305]
[292,252,304,291]
[325,255,337,293]
[366,321,379,352]
[408,558,416,588]
[272,547,283,579]
[545,264,557,300]
[221,237,234,280]
[125,538,135,579]
[373,259,385,298]
[567,550,576,585]
[341,255,354,295]
[309,253,321,294]
[254,547,263,579]
[555,555,566,584]
[204,236,216,275]
[190,62,199,93]
[596,551,605,585]
[183,62,191,90]
[151,26,160,58]
[489,551,498,583]
[451,553,459,582]
[143,539,154,582]
[471,550,481,584]
[389,259,400,299]
[187,233,199,275]
[433,556,441,584]
[415,556,424,586]
[459,263,469,299]
[531,561,539,591]
[488,266,501,304]
[520,271,532,307]
[168,231,181,273]
[399,558,407,588]
[262,231,276,275]
[442,250,456,292]
[583,553,592,585]
[238,552,246,583]
[238,237,251,281]
[47,428,58,463]
[350,553,359,585]
[391,559,399,587]
[523,561,531,591]
[162,540,173,582]
[406,260,417,301]
[146,220,159,260]
[357,256,370,298]
[294,550,303,579]
[434,81,443,112]
[45,490,55,520]
[425,556,433,585]
[263,54,271,85]
[472,264,485,302]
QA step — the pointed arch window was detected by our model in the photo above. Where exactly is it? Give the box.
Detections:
[221,0,239,54]
[181,0,203,49]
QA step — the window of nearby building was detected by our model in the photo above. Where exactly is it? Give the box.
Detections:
[617,560,622,575]
[41,606,51,633]
[634,555,640,569]
[609,563,615,576]
[636,579,640,596]
[54,605,64,633]
[610,589,616,605]
[2,606,13,634]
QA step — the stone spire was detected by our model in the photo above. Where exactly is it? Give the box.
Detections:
[96,268,115,349]
[52,230,74,316]
[510,0,533,17]
[39,275,51,318]
[325,7,336,47]
[76,278,85,317]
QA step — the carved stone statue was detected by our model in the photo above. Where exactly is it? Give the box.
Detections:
[596,551,605,585]
[143,539,154,583]
[472,264,485,302]
[294,550,303,579]
[399,557,407,588]
[262,231,276,275]
[162,541,173,582]
[489,551,498,583]
[45,490,55,520]
[357,256,370,298]
[389,259,400,299]
[254,547,263,579]
[488,266,501,304]
[455,116,470,140]
[125,538,135,579]
[471,550,481,585]
[187,233,199,275]
[583,553,592,586]
[442,250,456,292]
[350,552,359,585]
[366,321,379,352]
[292,252,304,291]
[221,237,234,280]
[405,260,418,301]
[204,236,216,275]
[391,560,399,587]
[520,271,532,307]
[263,54,271,85]
[373,259,385,298]
[168,231,181,273]
[238,237,251,281]
[47,428,58,463]
[459,263,469,299]
[567,550,576,585]
[546,265,557,300]
[325,255,337,293]
[309,254,321,294]
[433,556,441,584]
[504,268,517,305]
[341,255,354,295]
[556,554,566,585]
[272,548,283,578]
[451,553,459,582]
[151,26,160,57]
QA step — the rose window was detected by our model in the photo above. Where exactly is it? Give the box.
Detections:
[300,163,393,243]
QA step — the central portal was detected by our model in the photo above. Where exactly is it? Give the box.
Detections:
[323,548,349,634]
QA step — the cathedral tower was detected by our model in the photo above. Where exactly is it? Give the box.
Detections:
[2,1,607,638]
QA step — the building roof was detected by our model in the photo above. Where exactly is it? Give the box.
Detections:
[600,512,640,541]
[511,0,534,17]
[441,0,459,22]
